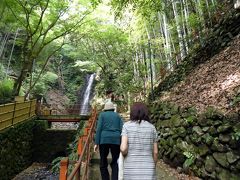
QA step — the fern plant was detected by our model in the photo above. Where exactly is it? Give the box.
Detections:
[183,151,196,169]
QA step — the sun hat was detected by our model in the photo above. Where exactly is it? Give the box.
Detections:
[103,101,115,111]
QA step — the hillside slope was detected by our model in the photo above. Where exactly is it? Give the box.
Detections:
[159,36,240,114]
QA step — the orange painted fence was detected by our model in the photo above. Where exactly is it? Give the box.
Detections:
[0,99,36,131]
[59,108,98,180]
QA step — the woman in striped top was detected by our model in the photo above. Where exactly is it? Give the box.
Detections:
[120,102,158,180]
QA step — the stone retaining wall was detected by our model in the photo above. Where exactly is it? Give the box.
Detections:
[150,102,240,180]
[0,120,35,180]
[0,120,77,180]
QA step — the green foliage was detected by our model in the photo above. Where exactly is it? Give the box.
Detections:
[0,78,14,104]
[1,0,94,96]
[74,60,97,72]
[42,72,58,85]
[51,156,63,173]
[32,80,47,96]
[184,116,196,124]
[230,93,240,107]
[183,151,196,169]
[232,131,240,141]
[31,71,58,96]
[232,124,240,141]
[188,13,201,29]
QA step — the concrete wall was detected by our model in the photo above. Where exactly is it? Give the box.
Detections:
[33,122,76,162]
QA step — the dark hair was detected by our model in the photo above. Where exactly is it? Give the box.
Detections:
[130,102,150,123]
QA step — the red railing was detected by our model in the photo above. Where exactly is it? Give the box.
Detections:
[59,107,98,180]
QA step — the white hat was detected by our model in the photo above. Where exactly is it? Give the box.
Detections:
[103,101,115,111]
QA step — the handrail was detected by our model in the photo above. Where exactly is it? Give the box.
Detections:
[59,107,98,180]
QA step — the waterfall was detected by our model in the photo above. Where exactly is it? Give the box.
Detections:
[80,73,95,115]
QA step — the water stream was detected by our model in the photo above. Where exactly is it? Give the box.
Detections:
[80,73,95,115]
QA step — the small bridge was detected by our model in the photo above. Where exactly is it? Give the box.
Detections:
[36,103,91,123]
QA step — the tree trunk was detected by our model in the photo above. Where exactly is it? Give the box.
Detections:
[172,0,187,60]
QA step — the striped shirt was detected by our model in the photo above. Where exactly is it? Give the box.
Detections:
[121,120,158,180]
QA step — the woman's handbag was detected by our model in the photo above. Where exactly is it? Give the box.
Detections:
[118,152,124,180]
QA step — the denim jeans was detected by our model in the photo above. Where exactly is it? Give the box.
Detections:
[99,144,120,180]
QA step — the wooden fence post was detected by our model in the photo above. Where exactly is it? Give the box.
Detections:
[59,157,69,180]
[29,100,32,118]
[11,101,17,126]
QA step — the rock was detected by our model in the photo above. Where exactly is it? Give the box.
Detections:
[226,151,240,164]
[198,145,209,156]
[204,107,223,120]
[173,153,185,166]
[236,160,240,170]
[227,113,239,123]
[185,136,192,144]
[175,127,187,138]
[213,120,222,126]
[170,115,183,127]
[230,173,240,180]
[158,120,172,128]
[202,126,210,132]
[208,126,218,135]
[193,126,204,135]
[202,133,214,145]
[233,123,240,132]
[205,156,217,173]
[217,124,231,133]
[195,157,204,168]
[190,133,202,145]
[159,139,167,146]
[229,138,239,149]
[216,168,231,180]
[219,134,231,143]
[164,113,172,120]
[158,148,165,157]
[164,148,172,156]
[197,116,208,126]
[170,105,179,115]
[170,149,177,159]
[176,140,192,152]
[211,139,228,152]
[213,152,229,168]
[166,137,174,147]
[187,107,197,115]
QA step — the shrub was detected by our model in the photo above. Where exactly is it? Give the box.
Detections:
[0,79,14,104]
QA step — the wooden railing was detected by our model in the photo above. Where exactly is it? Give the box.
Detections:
[59,107,98,180]
[0,99,36,131]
